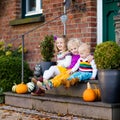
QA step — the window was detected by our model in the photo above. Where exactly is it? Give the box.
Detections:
[25,0,42,16]
[22,0,43,18]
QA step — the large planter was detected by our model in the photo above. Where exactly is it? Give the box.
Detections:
[98,69,120,103]
[34,61,56,77]
[40,61,56,75]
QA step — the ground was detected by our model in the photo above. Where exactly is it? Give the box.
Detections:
[0,104,94,120]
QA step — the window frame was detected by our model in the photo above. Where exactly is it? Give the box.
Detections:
[24,0,43,17]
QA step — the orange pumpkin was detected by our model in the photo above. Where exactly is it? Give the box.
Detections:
[93,85,101,100]
[16,82,28,94]
[83,82,96,102]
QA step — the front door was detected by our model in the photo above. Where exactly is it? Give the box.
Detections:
[103,0,119,42]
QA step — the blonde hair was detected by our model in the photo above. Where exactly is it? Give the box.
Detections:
[67,38,81,51]
[54,35,68,54]
[78,43,91,53]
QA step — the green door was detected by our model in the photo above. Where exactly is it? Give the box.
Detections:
[103,0,119,42]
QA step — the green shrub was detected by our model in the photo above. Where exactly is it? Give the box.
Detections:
[94,41,120,69]
[0,41,27,58]
[0,56,33,92]
[0,41,33,92]
[40,35,54,61]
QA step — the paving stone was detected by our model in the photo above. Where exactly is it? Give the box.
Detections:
[0,104,95,120]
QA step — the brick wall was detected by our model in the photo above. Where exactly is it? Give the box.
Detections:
[0,0,97,70]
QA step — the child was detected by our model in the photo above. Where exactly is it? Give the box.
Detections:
[67,43,97,82]
[32,35,72,93]
[44,38,81,89]
[37,39,94,90]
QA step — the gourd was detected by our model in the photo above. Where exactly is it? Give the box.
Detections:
[93,85,101,100]
[12,83,17,92]
[16,82,28,94]
[26,82,35,92]
[83,82,96,102]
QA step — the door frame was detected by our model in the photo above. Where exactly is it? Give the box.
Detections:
[97,0,103,44]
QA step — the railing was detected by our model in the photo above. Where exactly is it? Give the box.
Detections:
[3,1,87,83]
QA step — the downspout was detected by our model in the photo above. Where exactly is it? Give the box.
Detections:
[64,0,67,36]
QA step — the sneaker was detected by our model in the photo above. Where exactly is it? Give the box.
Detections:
[45,80,53,90]
[38,76,43,82]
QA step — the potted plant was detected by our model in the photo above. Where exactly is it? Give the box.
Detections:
[94,41,120,103]
[34,35,56,77]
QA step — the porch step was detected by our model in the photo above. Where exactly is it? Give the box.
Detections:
[4,92,120,120]
[46,80,99,97]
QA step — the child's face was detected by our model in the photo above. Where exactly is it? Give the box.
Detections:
[69,45,79,55]
[56,38,66,51]
[79,49,89,59]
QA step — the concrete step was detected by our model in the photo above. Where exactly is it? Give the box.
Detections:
[4,92,120,120]
[4,80,120,120]
[46,80,99,97]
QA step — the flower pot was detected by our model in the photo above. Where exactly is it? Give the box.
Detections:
[40,61,56,75]
[98,69,120,103]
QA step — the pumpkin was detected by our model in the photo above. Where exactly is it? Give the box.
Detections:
[12,83,17,92]
[16,82,28,94]
[26,82,35,92]
[83,82,96,102]
[93,85,101,100]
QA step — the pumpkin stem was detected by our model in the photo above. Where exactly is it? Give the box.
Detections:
[87,82,91,89]
[13,83,17,85]
[93,84,97,89]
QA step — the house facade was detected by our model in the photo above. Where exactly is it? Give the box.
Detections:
[0,0,119,70]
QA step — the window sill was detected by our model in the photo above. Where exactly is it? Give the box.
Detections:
[9,15,45,26]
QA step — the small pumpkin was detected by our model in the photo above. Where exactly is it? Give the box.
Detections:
[83,82,96,102]
[12,83,17,92]
[16,82,28,94]
[93,85,101,100]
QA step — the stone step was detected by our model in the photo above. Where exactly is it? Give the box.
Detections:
[4,91,120,120]
[46,80,99,97]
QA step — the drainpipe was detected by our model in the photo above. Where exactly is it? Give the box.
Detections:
[64,0,67,36]
[60,0,68,36]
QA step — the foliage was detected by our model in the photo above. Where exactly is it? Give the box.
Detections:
[0,41,27,57]
[0,41,32,92]
[0,56,33,92]
[40,35,54,61]
[94,41,120,69]
[0,87,4,103]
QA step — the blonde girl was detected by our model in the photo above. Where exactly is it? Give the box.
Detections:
[36,35,72,90]
[67,43,97,81]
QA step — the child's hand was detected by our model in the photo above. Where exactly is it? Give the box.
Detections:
[66,69,72,74]
[87,55,94,62]
[64,50,70,54]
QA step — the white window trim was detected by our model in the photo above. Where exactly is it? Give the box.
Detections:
[25,0,43,16]
[97,0,103,44]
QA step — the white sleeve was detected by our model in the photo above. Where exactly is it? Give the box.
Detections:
[71,58,80,72]
[90,60,97,78]
[57,55,72,68]
[63,55,72,67]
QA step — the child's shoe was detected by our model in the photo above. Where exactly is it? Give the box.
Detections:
[70,78,79,85]
[31,88,45,96]
[45,80,53,89]
[64,80,71,88]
